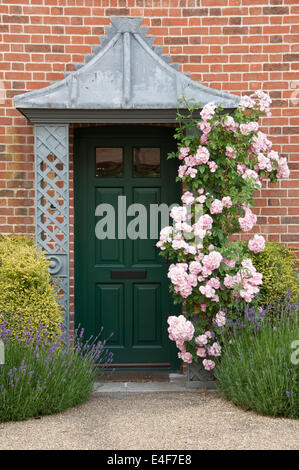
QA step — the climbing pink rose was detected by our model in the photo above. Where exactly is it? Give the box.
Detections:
[196,348,206,358]
[248,234,265,254]
[200,102,216,121]
[210,199,223,214]
[226,146,236,159]
[207,161,218,173]
[178,147,190,160]
[222,196,232,208]
[202,359,216,371]
[181,191,194,205]
[179,351,193,363]
[195,334,208,347]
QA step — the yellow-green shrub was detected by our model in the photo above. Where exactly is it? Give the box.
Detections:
[0,235,63,340]
[248,241,299,306]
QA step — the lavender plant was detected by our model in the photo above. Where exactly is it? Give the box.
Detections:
[215,295,299,419]
[0,317,113,423]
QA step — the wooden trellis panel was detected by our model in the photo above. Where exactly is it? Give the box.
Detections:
[34,124,69,332]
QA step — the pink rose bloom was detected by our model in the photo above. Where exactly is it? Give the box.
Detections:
[175,221,192,233]
[179,351,193,363]
[222,196,232,208]
[202,251,222,271]
[252,90,272,115]
[277,157,290,179]
[207,161,218,173]
[239,95,255,110]
[171,239,188,250]
[251,131,272,154]
[196,195,206,204]
[200,214,213,230]
[184,155,196,167]
[199,284,216,298]
[176,342,185,353]
[207,277,220,289]
[210,199,223,214]
[157,226,173,247]
[189,261,202,275]
[195,334,208,347]
[200,303,206,312]
[240,121,259,135]
[200,102,216,121]
[248,234,265,253]
[202,359,215,371]
[194,228,206,239]
[238,206,257,232]
[237,163,246,175]
[204,331,213,339]
[167,315,194,343]
[195,252,204,261]
[186,167,197,178]
[207,342,221,357]
[170,206,187,223]
[224,258,263,303]
[178,147,190,160]
[242,169,261,187]
[215,310,226,327]
[257,153,272,171]
[200,133,209,144]
[225,146,236,159]
[223,115,237,131]
[201,266,212,278]
[195,146,210,165]
[196,348,207,358]
[178,165,187,178]
[193,214,213,234]
[198,120,211,134]
[181,191,195,205]
[185,245,197,256]
[222,257,236,268]
[268,150,279,162]
[223,274,236,289]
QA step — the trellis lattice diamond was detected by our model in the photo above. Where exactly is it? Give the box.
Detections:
[35,125,69,254]
[34,125,69,332]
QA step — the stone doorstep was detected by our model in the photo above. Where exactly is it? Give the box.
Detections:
[93,374,217,393]
[96,371,170,383]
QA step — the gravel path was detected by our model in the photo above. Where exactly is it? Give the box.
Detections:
[0,392,298,450]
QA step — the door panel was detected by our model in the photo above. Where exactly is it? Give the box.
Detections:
[95,187,125,265]
[74,126,181,370]
[95,284,125,348]
[132,187,161,264]
[133,283,162,346]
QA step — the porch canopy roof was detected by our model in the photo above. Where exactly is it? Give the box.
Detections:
[14,17,239,123]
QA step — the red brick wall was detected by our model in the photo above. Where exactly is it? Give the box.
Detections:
[0,1,298,279]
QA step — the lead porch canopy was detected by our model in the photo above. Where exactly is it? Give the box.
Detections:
[14,17,239,123]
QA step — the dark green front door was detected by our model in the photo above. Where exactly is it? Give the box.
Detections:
[74,126,180,370]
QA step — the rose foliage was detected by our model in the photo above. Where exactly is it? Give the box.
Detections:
[156,91,290,370]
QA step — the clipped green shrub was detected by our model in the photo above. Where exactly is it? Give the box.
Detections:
[247,241,299,306]
[0,235,62,340]
[215,300,299,419]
